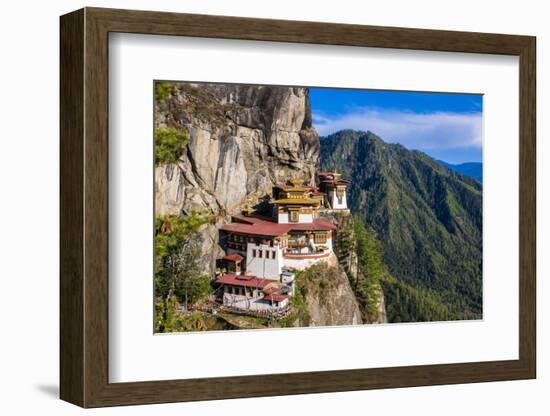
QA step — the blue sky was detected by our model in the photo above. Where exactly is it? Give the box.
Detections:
[310,88,483,164]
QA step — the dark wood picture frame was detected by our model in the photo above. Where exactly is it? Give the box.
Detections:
[60,7,536,408]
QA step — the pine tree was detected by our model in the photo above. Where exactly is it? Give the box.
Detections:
[154,212,212,331]
[352,217,382,322]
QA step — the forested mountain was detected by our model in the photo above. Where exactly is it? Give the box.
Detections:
[320,130,482,321]
[437,160,483,181]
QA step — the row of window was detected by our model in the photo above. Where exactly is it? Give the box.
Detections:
[314,233,328,244]
[252,249,277,259]
[229,234,275,247]
[229,234,248,243]
[227,242,246,251]
[226,286,261,297]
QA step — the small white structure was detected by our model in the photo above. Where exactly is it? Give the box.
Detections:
[327,186,348,209]
[318,172,350,210]
[217,274,289,312]
[280,269,296,296]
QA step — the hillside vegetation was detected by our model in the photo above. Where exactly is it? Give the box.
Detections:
[320,130,482,321]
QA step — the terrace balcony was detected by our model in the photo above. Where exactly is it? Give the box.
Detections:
[283,242,330,259]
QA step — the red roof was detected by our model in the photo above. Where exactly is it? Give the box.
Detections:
[221,218,336,237]
[232,214,273,224]
[263,293,288,302]
[221,222,290,237]
[217,274,277,288]
[262,285,280,295]
[223,254,243,262]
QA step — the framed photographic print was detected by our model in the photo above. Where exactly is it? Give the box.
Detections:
[60,7,536,408]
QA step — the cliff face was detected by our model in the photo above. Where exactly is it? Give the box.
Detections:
[155,83,319,215]
[155,83,320,273]
[296,261,363,327]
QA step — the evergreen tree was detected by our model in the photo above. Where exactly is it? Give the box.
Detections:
[154,212,212,332]
[352,217,382,322]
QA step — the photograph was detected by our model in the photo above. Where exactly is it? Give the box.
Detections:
[153,81,483,333]
[48,2,540,410]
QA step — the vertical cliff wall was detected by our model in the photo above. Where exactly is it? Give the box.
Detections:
[154,83,320,273]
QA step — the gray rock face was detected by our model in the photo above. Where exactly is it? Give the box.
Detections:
[299,261,363,327]
[155,83,320,274]
[376,290,388,324]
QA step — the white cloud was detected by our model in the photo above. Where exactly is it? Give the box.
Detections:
[313,108,482,151]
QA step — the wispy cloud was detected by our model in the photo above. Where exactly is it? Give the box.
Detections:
[313,107,482,151]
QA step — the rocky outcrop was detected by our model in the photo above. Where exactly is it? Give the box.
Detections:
[297,261,363,327]
[376,290,388,324]
[155,83,320,273]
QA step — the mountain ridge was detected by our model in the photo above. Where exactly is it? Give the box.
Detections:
[320,129,482,320]
[436,160,483,181]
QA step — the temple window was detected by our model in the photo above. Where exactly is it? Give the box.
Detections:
[290,211,299,222]
[336,188,345,204]
[252,249,257,257]
[314,233,327,244]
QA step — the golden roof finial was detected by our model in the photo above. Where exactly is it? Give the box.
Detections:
[289,178,304,187]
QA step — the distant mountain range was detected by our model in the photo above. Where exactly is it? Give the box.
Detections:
[436,160,482,181]
[320,130,482,321]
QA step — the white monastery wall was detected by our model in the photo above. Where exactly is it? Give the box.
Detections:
[329,189,348,209]
[277,212,314,224]
[222,294,288,311]
[245,243,283,279]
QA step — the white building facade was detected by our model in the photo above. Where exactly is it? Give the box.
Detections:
[245,240,284,280]
[327,186,348,209]
[318,172,351,211]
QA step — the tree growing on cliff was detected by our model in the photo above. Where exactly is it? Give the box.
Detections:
[154,212,212,332]
[353,217,383,322]
[155,81,178,103]
[155,127,188,166]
